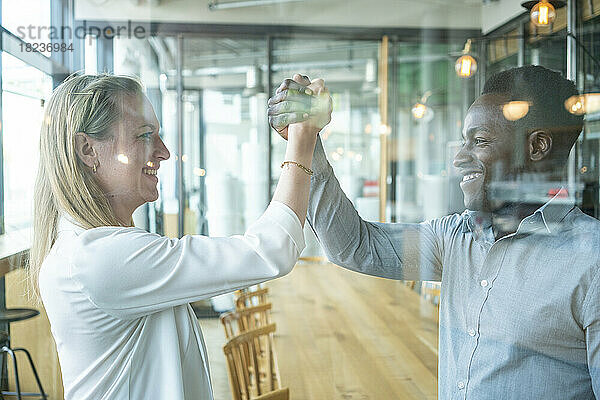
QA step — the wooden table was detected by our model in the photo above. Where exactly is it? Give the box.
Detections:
[202,262,439,400]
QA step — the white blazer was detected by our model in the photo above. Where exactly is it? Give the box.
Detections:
[39,201,305,400]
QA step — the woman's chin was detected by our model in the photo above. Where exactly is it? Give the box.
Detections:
[141,188,160,204]
[146,192,159,203]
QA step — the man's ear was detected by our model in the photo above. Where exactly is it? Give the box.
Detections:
[74,132,97,168]
[527,130,552,162]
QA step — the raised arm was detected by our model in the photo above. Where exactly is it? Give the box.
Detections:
[272,78,331,226]
[306,137,444,281]
[268,75,445,281]
[59,80,332,320]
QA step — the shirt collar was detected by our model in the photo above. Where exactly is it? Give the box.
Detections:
[57,213,86,234]
[520,190,574,235]
[461,188,574,235]
[461,209,491,233]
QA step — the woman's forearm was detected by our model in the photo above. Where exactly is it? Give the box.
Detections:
[272,124,318,227]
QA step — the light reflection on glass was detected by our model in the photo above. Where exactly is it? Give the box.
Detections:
[117,154,129,164]
[564,93,600,115]
[502,101,530,121]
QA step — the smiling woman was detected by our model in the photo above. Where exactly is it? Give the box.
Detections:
[73,92,171,225]
[27,72,330,400]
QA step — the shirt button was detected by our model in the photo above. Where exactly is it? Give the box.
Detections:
[457,381,465,390]
[480,279,489,287]
[468,328,476,337]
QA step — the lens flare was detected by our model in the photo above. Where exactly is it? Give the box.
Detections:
[502,101,530,121]
[117,154,129,164]
[193,167,206,177]
[564,93,600,115]
[412,103,427,120]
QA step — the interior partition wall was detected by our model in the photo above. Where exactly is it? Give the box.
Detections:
[6,4,598,260]
[483,2,600,219]
[107,24,478,263]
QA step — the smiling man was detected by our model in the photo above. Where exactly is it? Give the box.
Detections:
[268,66,600,399]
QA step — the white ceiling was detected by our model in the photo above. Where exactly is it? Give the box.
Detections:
[76,0,483,30]
[482,0,527,33]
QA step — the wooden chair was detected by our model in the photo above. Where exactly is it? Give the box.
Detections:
[235,288,270,310]
[254,388,289,400]
[220,303,273,339]
[223,324,287,400]
[234,285,267,298]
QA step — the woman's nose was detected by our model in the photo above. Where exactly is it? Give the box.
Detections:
[154,136,170,161]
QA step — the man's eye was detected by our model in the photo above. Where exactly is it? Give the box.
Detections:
[140,132,152,139]
[474,138,487,145]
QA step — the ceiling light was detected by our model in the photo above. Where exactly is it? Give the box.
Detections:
[412,103,427,120]
[455,39,477,79]
[564,93,600,115]
[521,1,566,27]
[411,90,434,121]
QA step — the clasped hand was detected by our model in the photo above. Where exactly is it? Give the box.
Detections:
[267,74,333,140]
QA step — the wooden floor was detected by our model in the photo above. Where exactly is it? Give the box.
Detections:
[199,262,439,400]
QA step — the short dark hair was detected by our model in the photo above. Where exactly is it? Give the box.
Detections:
[482,65,583,162]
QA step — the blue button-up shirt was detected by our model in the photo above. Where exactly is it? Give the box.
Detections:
[307,138,600,399]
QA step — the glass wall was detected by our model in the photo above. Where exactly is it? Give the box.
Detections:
[1,54,52,232]
[272,39,382,223]
[1,7,596,248]
[392,41,473,223]
[484,5,600,219]
[2,0,51,56]
[0,1,60,235]
[2,1,600,400]
[110,34,476,245]
[114,36,270,239]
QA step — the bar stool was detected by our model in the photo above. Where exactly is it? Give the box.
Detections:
[0,308,47,400]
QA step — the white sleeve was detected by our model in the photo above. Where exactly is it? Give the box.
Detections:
[69,201,305,319]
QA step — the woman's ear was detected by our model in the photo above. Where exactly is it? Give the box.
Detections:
[74,132,98,169]
[528,130,553,162]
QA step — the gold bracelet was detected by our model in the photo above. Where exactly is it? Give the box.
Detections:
[281,161,314,176]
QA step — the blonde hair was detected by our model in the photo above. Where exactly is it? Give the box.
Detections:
[28,73,144,303]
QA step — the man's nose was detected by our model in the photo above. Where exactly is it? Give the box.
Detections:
[453,146,474,168]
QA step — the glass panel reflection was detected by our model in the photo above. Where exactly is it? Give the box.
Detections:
[2,52,52,232]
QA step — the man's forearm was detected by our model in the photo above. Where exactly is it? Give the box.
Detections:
[306,136,405,277]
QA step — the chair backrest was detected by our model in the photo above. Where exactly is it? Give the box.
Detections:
[223,323,283,400]
[220,310,241,339]
[254,388,289,400]
[220,303,273,339]
[236,288,270,310]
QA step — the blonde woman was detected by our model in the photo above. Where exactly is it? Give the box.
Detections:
[29,73,330,399]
